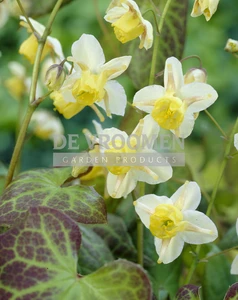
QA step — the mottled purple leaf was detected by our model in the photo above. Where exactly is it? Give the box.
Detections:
[224,283,238,300]
[0,206,81,299]
[0,168,106,226]
[176,285,201,300]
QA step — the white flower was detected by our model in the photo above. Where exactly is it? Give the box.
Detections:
[92,115,172,198]
[225,39,238,54]
[31,109,64,143]
[19,16,64,64]
[105,0,153,50]
[133,57,218,138]
[231,219,238,274]
[134,181,218,264]
[234,134,238,151]
[51,34,131,120]
[191,0,219,21]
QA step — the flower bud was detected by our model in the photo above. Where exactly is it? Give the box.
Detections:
[45,63,66,91]
[225,38,238,54]
[184,68,207,84]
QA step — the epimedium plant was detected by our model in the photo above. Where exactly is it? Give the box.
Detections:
[0,0,238,299]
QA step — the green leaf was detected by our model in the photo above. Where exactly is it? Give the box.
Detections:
[224,283,238,300]
[202,245,235,300]
[125,0,188,89]
[79,259,153,300]
[0,168,106,226]
[77,225,114,275]
[176,285,202,300]
[0,206,82,299]
[219,224,238,250]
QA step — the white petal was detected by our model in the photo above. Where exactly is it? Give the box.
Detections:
[133,85,165,113]
[20,16,45,35]
[139,19,153,50]
[155,235,184,264]
[181,211,218,244]
[171,181,201,211]
[180,82,218,113]
[132,115,160,144]
[0,2,9,28]
[92,120,104,136]
[134,194,171,228]
[133,150,173,184]
[71,34,105,72]
[231,255,238,275]
[171,111,195,139]
[234,134,238,151]
[164,57,184,93]
[96,80,127,116]
[106,171,137,198]
[47,36,65,60]
[104,5,129,23]
[100,56,131,80]
[100,127,128,145]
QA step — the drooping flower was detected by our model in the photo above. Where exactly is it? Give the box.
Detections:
[231,219,238,275]
[88,115,172,198]
[104,0,153,50]
[133,57,218,138]
[19,16,64,64]
[225,39,238,54]
[134,181,218,264]
[234,133,238,151]
[184,68,207,84]
[30,109,64,143]
[51,34,131,120]
[191,0,219,21]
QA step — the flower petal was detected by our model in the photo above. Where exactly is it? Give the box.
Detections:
[47,36,65,60]
[133,85,165,113]
[171,181,201,211]
[96,80,127,116]
[100,127,128,146]
[139,19,153,50]
[104,3,129,23]
[234,134,238,151]
[164,57,184,93]
[181,210,218,244]
[100,56,131,80]
[171,111,195,138]
[71,34,105,72]
[155,235,184,264]
[8,61,26,77]
[231,255,238,275]
[134,194,171,228]
[180,82,218,113]
[106,171,137,198]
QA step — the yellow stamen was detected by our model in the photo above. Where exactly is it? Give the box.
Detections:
[91,104,105,122]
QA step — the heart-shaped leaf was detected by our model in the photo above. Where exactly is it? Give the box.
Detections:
[0,207,152,299]
[0,168,106,226]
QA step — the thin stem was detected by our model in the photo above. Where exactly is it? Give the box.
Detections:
[16,0,35,33]
[184,245,201,284]
[4,0,64,188]
[206,117,238,217]
[149,0,172,85]
[199,245,238,263]
[205,110,227,139]
[4,105,36,188]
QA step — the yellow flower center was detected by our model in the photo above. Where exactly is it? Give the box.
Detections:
[72,70,106,106]
[105,140,137,175]
[19,34,51,64]
[151,96,185,130]
[150,204,186,239]
[112,10,144,44]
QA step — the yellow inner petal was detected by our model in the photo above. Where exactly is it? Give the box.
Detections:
[151,95,186,130]
[112,9,144,43]
[72,70,106,106]
[105,140,136,175]
[150,204,186,239]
